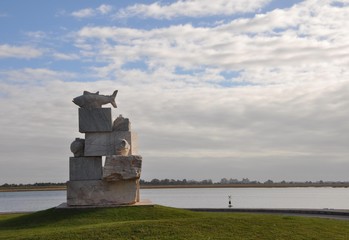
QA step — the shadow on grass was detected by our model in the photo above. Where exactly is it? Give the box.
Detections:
[0,205,200,229]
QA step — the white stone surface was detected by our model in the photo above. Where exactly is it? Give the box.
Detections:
[78,108,112,133]
[115,139,130,156]
[84,131,138,156]
[69,157,102,181]
[113,115,131,131]
[103,155,142,182]
[67,180,139,206]
[56,199,153,209]
[70,138,85,157]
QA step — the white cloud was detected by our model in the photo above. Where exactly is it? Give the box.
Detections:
[116,0,271,19]
[0,44,42,59]
[71,4,112,18]
[97,4,112,14]
[52,52,80,60]
[0,68,76,83]
[25,31,47,40]
[1,78,348,183]
[2,0,349,184]
[218,0,349,42]
[76,0,349,86]
[71,8,95,18]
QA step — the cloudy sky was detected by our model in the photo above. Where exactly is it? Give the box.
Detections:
[0,0,348,184]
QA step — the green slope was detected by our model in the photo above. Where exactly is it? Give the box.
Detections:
[1,205,349,240]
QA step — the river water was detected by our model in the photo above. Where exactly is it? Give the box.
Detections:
[1,188,349,213]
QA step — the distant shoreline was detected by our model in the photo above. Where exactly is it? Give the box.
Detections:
[141,183,349,189]
[0,186,66,192]
[1,183,349,192]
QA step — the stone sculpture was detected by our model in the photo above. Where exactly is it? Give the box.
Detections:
[84,131,137,156]
[113,115,131,131]
[70,138,85,157]
[116,139,130,156]
[78,108,112,133]
[103,155,142,182]
[67,90,142,206]
[72,90,118,109]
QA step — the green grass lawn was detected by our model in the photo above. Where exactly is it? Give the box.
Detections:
[1,205,349,240]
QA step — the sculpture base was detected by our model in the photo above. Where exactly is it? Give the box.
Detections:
[57,199,153,209]
[67,180,140,206]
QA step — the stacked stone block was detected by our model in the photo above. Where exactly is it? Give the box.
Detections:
[67,91,142,206]
[78,108,112,133]
[84,131,138,156]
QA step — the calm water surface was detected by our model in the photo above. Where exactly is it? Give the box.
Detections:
[1,188,349,212]
[0,191,66,212]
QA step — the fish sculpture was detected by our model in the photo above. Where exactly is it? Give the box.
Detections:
[73,90,118,108]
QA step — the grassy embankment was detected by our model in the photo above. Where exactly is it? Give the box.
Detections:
[1,205,349,240]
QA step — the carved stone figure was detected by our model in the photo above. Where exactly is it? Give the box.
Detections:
[103,155,142,182]
[113,115,131,131]
[116,139,130,156]
[84,131,138,156]
[70,138,85,157]
[73,90,118,109]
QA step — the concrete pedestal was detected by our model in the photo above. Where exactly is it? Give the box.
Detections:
[67,180,139,206]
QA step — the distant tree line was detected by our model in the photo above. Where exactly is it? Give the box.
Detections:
[140,178,349,185]
[140,179,213,185]
[2,179,349,187]
[0,182,66,188]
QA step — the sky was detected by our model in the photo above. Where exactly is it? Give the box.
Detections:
[0,0,348,184]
